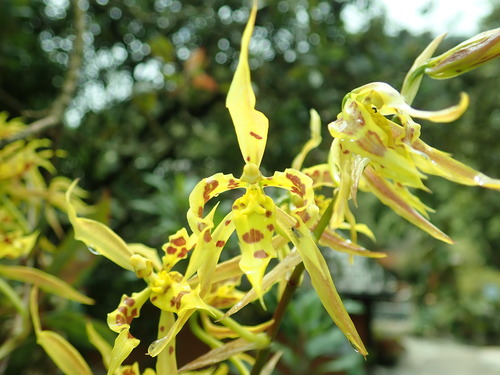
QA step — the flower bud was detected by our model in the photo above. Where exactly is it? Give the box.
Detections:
[425,28,500,79]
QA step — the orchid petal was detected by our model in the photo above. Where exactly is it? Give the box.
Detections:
[107,288,151,333]
[291,109,322,170]
[187,173,242,238]
[411,139,500,190]
[262,168,319,227]
[233,185,277,301]
[226,0,269,166]
[156,311,177,375]
[222,249,302,319]
[162,228,196,271]
[86,321,112,369]
[425,28,500,79]
[275,209,367,357]
[107,329,140,375]
[363,166,453,244]
[148,309,194,357]
[149,271,210,315]
[66,180,133,271]
[319,229,386,258]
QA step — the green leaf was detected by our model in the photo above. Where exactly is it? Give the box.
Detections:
[66,180,133,271]
[0,265,94,305]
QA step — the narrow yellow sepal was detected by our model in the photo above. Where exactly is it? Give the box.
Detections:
[226,0,269,166]
[66,180,133,271]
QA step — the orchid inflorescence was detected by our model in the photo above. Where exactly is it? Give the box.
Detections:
[60,2,500,374]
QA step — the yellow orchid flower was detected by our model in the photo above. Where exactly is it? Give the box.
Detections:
[328,82,500,242]
[184,0,367,357]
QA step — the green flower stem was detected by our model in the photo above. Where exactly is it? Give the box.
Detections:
[189,312,250,375]
[209,307,269,348]
[250,262,305,375]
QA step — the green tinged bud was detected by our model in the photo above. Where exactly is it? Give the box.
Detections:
[425,28,500,79]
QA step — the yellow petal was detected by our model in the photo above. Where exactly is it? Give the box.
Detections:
[425,28,500,79]
[107,288,151,333]
[149,271,210,315]
[329,99,427,189]
[362,166,453,244]
[148,309,194,357]
[66,180,133,271]
[262,168,319,227]
[319,229,386,258]
[129,243,163,272]
[0,265,94,304]
[233,186,277,301]
[155,311,177,375]
[303,163,338,188]
[187,173,242,238]
[412,139,500,190]
[30,287,92,375]
[107,329,140,375]
[291,109,322,170]
[226,0,269,166]
[0,230,38,259]
[161,228,196,271]
[275,209,367,357]
[86,321,112,369]
[37,330,93,375]
[222,249,302,319]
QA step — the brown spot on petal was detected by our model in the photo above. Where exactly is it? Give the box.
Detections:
[166,246,176,254]
[249,131,263,140]
[266,224,275,232]
[286,173,306,198]
[169,346,175,355]
[265,210,273,218]
[242,229,264,243]
[160,326,165,332]
[177,247,188,258]
[204,230,212,242]
[225,219,231,226]
[203,180,219,203]
[216,240,225,247]
[254,250,268,258]
[172,237,186,247]
[125,298,135,306]
[170,291,190,310]
[228,179,240,189]
[198,206,203,217]
[116,315,126,326]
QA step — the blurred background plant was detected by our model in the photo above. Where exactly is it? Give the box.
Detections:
[0,0,499,373]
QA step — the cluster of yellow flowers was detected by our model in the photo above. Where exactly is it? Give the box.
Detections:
[62,2,500,374]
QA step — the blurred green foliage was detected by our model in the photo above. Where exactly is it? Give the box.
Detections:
[1,0,499,372]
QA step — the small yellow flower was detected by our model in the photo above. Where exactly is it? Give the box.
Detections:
[329,82,500,242]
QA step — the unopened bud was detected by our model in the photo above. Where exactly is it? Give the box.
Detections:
[425,28,500,79]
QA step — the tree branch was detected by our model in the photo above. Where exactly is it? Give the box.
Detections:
[0,0,85,147]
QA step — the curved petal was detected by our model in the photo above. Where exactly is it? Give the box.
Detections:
[233,186,277,301]
[226,0,269,166]
[275,209,367,357]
